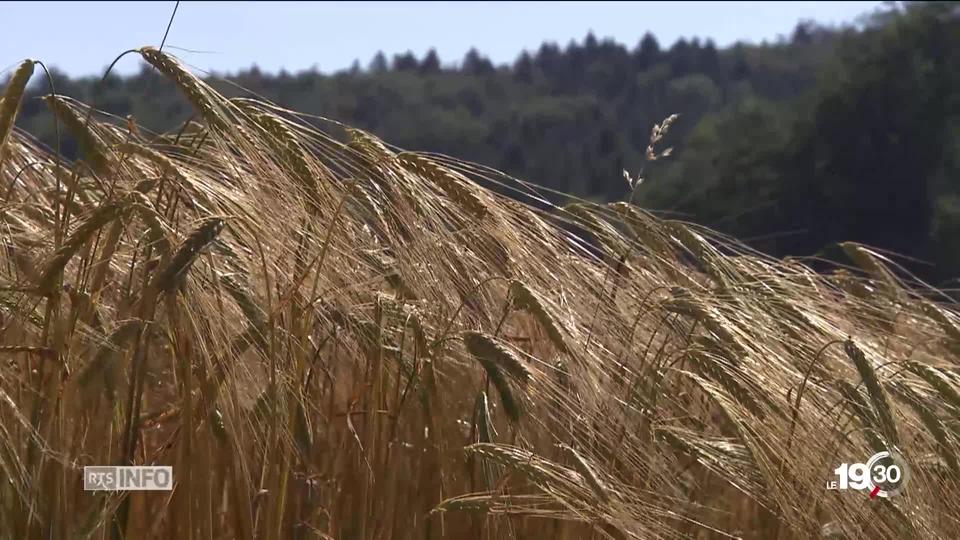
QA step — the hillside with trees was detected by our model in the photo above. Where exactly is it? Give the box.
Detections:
[10,1,960,284]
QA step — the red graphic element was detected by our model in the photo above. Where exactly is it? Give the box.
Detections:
[869,486,881,498]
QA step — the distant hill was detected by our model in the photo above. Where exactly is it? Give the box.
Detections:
[9,1,960,283]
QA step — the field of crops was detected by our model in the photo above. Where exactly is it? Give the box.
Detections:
[1,49,959,539]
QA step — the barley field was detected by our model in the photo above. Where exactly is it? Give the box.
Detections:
[1,49,959,539]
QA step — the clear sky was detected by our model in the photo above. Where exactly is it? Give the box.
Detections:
[2,1,885,78]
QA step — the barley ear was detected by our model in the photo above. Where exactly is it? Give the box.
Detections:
[841,243,902,300]
[462,332,526,423]
[36,200,128,295]
[129,192,171,255]
[138,47,231,131]
[561,444,611,503]
[218,273,267,347]
[462,331,532,385]
[0,60,34,158]
[347,128,394,160]
[687,348,767,419]
[509,279,570,353]
[843,339,899,447]
[889,382,958,472]
[905,361,960,414]
[115,142,186,181]
[209,408,228,445]
[396,152,489,219]
[920,301,960,344]
[151,217,226,294]
[43,95,115,176]
[251,112,323,208]
[78,319,144,402]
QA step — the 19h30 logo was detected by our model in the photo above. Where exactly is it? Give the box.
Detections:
[826,450,910,498]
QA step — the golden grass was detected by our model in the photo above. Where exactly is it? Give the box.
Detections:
[1,48,959,540]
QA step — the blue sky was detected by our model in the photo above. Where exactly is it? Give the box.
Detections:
[2,1,884,77]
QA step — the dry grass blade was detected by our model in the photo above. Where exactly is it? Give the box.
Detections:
[473,391,497,443]
[0,346,57,359]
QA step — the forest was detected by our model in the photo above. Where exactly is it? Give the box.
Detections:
[10,0,960,285]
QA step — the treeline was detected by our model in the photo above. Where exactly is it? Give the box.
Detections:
[10,1,960,283]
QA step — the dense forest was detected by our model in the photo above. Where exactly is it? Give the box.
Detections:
[9,1,960,284]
